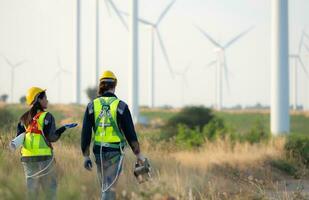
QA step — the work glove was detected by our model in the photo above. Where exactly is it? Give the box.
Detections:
[64,123,78,129]
[84,156,92,171]
[136,153,146,164]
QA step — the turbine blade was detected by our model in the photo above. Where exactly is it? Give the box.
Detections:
[206,60,217,68]
[184,61,192,73]
[298,57,309,77]
[298,29,305,54]
[107,0,128,30]
[304,43,309,52]
[14,60,27,68]
[139,18,154,26]
[224,26,254,48]
[195,25,222,48]
[103,0,112,17]
[156,0,176,26]
[303,30,309,40]
[119,10,153,26]
[1,55,13,67]
[156,30,174,76]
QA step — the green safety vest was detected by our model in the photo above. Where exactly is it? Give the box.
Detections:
[21,112,52,157]
[93,97,126,149]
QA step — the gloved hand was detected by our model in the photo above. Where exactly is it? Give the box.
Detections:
[136,153,146,164]
[64,123,78,129]
[84,156,92,171]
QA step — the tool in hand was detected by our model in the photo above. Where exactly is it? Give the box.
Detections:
[133,158,152,183]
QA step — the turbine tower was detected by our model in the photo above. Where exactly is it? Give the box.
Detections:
[51,57,71,103]
[196,25,254,110]
[271,0,289,135]
[76,0,81,104]
[95,0,128,84]
[129,0,139,123]
[1,55,27,103]
[173,62,192,107]
[289,31,308,111]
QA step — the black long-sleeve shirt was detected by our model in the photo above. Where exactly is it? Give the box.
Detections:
[16,112,66,162]
[81,92,140,156]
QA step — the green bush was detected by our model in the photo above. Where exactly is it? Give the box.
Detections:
[0,108,15,132]
[285,133,309,166]
[175,124,205,149]
[245,120,271,144]
[164,106,214,138]
[202,117,226,141]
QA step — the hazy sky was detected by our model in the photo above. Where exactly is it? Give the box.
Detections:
[0,0,309,108]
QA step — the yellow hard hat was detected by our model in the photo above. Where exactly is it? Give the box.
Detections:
[100,70,117,81]
[26,87,46,105]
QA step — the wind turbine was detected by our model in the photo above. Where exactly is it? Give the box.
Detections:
[289,31,309,110]
[173,62,192,107]
[51,57,71,103]
[121,0,176,108]
[1,55,27,103]
[95,0,128,84]
[196,25,254,110]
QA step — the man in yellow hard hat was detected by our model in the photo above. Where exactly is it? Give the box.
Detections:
[81,70,145,200]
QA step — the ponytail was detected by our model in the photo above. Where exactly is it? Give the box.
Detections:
[20,92,46,126]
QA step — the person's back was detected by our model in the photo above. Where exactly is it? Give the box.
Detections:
[81,70,145,200]
[13,87,77,200]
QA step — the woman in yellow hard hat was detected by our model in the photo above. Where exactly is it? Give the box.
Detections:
[81,70,146,200]
[13,87,77,200]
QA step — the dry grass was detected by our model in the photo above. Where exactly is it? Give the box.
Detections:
[0,134,308,200]
[173,139,285,170]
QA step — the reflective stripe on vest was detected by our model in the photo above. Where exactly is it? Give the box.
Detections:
[21,112,52,157]
[93,97,125,145]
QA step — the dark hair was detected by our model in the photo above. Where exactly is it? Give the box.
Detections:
[20,92,46,126]
[97,79,116,96]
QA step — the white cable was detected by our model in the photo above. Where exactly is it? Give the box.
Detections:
[101,154,124,194]
[98,109,125,196]
[26,155,54,179]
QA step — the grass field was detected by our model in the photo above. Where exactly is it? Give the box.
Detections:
[0,104,308,200]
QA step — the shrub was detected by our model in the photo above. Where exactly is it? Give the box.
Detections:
[19,96,26,104]
[0,108,15,131]
[0,94,8,102]
[245,120,271,144]
[165,106,214,138]
[285,133,309,166]
[86,86,97,101]
[202,117,226,141]
[175,124,205,149]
